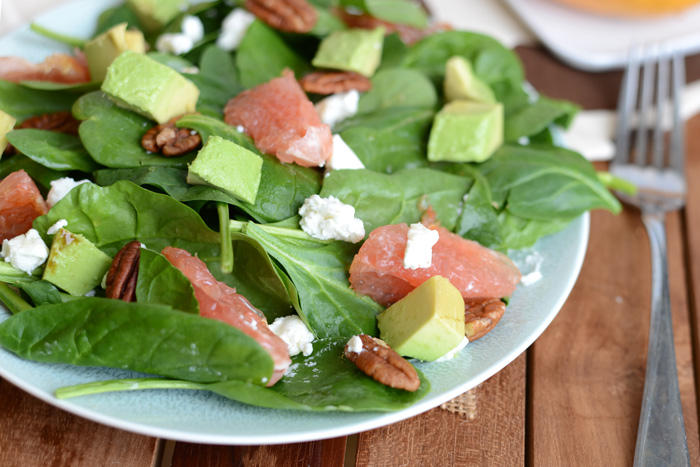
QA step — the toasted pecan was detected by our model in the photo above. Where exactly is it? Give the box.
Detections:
[464,298,505,341]
[105,241,141,302]
[245,0,317,33]
[299,71,372,95]
[141,116,201,157]
[345,334,420,392]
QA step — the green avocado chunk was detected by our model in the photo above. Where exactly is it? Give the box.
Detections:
[187,136,263,204]
[378,276,466,362]
[126,0,187,33]
[84,23,146,82]
[0,110,16,156]
[42,229,113,296]
[312,27,386,77]
[427,100,503,163]
[444,56,496,104]
[101,50,200,124]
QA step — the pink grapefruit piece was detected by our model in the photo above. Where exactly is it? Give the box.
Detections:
[224,69,332,167]
[0,170,49,242]
[0,53,90,84]
[349,223,521,307]
[162,246,291,386]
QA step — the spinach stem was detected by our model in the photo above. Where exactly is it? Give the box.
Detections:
[30,23,86,48]
[229,220,327,242]
[597,171,637,195]
[0,283,32,314]
[56,378,202,399]
[217,203,234,274]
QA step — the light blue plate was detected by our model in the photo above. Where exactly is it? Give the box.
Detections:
[0,0,590,444]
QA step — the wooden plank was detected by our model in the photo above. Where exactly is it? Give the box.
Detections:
[354,353,525,467]
[0,378,160,467]
[528,205,700,464]
[171,437,346,467]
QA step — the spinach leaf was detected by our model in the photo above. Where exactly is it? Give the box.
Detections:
[236,20,312,88]
[95,5,142,36]
[242,222,382,338]
[453,166,502,250]
[0,262,40,286]
[358,68,437,114]
[0,155,64,189]
[73,92,195,168]
[310,6,347,36]
[56,338,430,411]
[15,81,100,93]
[340,0,429,28]
[136,249,199,315]
[337,107,433,173]
[0,80,76,120]
[504,96,579,142]
[32,181,221,256]
[479,145,621,219]
[17,281,67,307]
[378,33,408,70]
[0,298,273,384]
[183,46,244,118]
[321,168,470,233]
[146,52,197,72]
[497,212,576,250]
[7,129,101,173]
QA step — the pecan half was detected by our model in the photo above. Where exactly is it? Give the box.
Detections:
[464,298,506,341]
[345,334,420,392]
[105,241,141,302]
[4,111,81,156]
[141,116,201,157]
[299,71,372,95]
[245,0,318,33]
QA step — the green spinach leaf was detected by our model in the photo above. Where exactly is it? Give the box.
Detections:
[358,68,437,114]
[0,80,77,120]
[136,249,199,315]
[340,0,429,28]
[7,129,101,172]
[183,46,244,118]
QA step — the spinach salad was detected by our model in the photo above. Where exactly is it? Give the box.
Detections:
[0,0,621,413]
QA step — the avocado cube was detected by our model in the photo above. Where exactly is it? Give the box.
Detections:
[427,101,503,163]
[84,23,146,82]
[377,276,465,362]
[42,229,113,296]
[101,50,199,124]
[126,0,187,33]
[0,110,16,157]
[312,27,385,77]
[187,136,263,204]
[444,56,496,104]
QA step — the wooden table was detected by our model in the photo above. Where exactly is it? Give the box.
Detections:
[2,46,700,467]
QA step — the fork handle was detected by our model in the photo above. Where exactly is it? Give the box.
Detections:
[634,212,690,467]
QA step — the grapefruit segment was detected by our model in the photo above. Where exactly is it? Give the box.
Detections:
[349,223,521,307]
[162,246,291,386]
[223,69,332,167]
[0,170,49,242]
[0,53,90,84]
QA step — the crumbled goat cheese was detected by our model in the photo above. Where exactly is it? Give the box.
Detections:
[434,337,469,362]
[84,289,96,297]
[46,177,90,208]
[1,229,48,274]
[314,90,359,129]
[46,219,68,235]
[269,315,315,357]
[346,335,364,354]
[216,9,256,51]
[403,223,439,270]
[156,33,194,55]
[298,195,365,243]
[181,15,204,42]
[519,250,543,286]
[325,134,365,174]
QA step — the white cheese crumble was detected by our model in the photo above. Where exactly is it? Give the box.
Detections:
[519,250,543,287]
[84,289,96,297]
[46,178,90,208]
[269,315,315,357]
[156,33,194,55]
[325,134,365,174]
[1,229,48,274]
[216,9,256,51]
[314,90,359,129]
[181,15,204,42]
[346,335,364,354]
[46,219,68,235]
[403,223,439,270]
[434,337,469,362]
[298,195,365,243]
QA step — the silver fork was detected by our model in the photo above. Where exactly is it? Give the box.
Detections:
[611,44,689,467]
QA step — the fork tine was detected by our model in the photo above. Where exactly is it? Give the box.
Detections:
[635,47,656,165]
[651,46,670,169]
[615,45,642,165]
[670,50,686,175]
